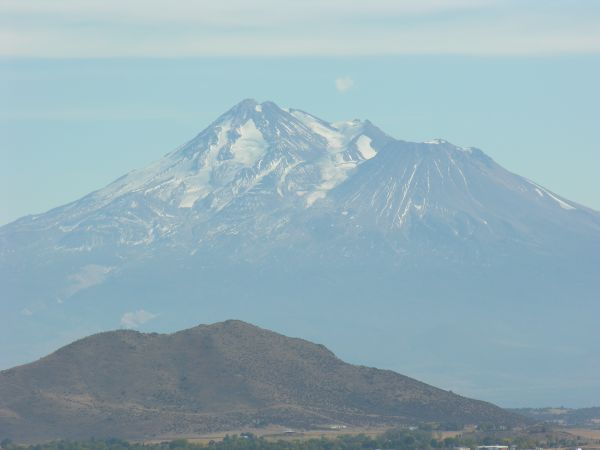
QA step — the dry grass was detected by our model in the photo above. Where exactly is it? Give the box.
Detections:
[562,428,600,440]
[142,425,393,444]
[262,426,391,441]
[432,431,464,439]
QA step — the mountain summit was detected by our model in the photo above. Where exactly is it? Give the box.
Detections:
[0,320,523,442]
[2,99,596,257]
[1,99,599,406]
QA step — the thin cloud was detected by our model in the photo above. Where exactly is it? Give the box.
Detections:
[120,310,157,329]
[335,77,354,93]
[64,264,113,298]
[0,107,196,122]
[1,1,599,57]
[0,0,496,25]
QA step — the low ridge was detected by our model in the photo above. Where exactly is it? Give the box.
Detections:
[0,320,522,442]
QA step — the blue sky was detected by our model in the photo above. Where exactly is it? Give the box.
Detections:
[1,1,600,225]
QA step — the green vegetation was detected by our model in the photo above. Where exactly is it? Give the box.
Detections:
[1,431,421,450]
[511,406,600,428]
[0,426,588,450]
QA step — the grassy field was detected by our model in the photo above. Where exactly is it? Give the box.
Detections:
[562,428,600,441]
[140,425,468,445]
[141,425,393,444]
[142,426,600,447]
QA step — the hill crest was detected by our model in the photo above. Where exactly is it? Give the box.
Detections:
[0,320,522,443]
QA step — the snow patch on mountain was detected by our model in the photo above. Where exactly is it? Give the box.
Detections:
[527,180,576,210]
[289,110,382,206]
[230,119,268,166]
[356,135,377,160]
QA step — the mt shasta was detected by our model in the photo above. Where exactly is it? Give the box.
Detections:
[1,99,599,406]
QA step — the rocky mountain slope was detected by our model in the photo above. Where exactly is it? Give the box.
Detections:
[1,99,596,259]
[1,99,599,406]
[0,320,523,442]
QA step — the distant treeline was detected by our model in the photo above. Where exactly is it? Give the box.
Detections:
[510,407,600,427]
[0,427,581,450]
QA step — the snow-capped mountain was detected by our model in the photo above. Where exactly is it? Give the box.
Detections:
[1,99,599,407]
[1,99,393,255]
[322,138,599,246]
[3,99,595,258]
